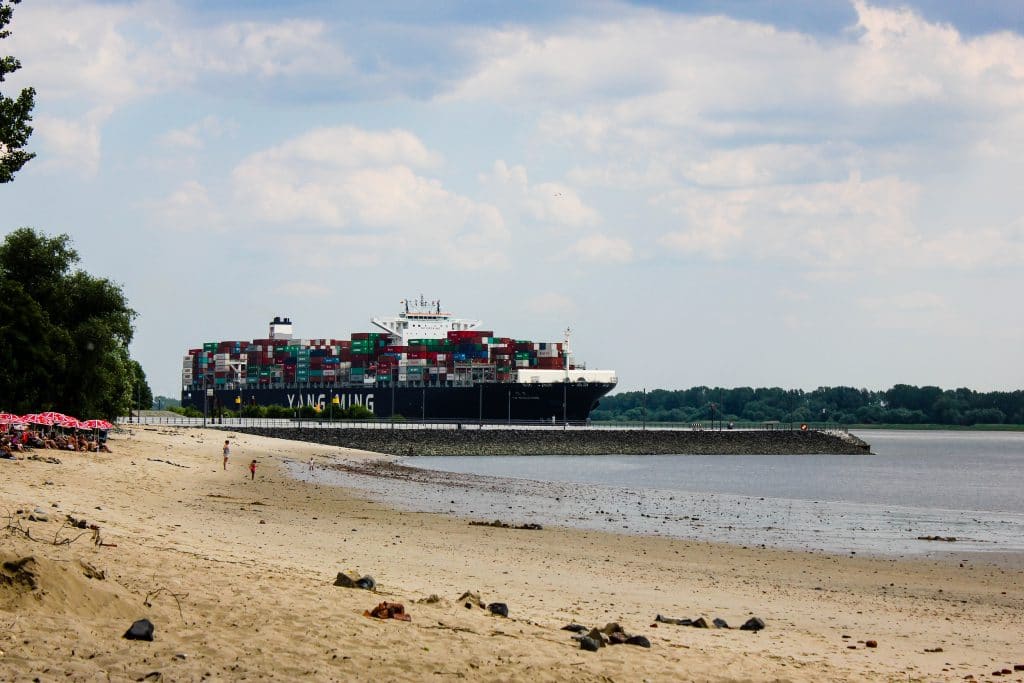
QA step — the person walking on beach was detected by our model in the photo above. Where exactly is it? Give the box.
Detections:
[222,440,230,470]
[249,459,257,480]
[308,456,315,474]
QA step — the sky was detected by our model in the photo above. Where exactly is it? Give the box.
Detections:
[2,0,1023,398]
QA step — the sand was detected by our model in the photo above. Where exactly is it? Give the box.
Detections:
[1,427,1021,682]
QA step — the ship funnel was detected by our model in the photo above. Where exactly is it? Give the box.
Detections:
[269,316,294,340]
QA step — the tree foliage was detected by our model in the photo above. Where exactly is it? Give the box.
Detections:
[1,0,35,183]
[592,384,1024,426]
[129,359,153,410]
[0,228,138,418]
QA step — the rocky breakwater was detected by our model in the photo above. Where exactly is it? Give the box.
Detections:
[230,427,871,456]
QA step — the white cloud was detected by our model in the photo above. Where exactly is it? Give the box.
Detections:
[32,109,108,176]
[657,173,921,265]
[147,180,227,233]
[171,20,349,79]
[842,1,1024,108]
[683,144,856,188]
[231,127,509,269]
[566,234,634,264]
[479,161,599,231]
[523,292,575,317]
[858,291,947,313]
[158,116,234,150]
[919,226,1024,269]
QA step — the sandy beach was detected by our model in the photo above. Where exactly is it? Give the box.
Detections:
[2,427,1022,682]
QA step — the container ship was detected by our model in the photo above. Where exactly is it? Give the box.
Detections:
[180,298,617,421]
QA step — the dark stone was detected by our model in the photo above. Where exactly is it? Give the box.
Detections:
[333,572,358,588]
[487,602,508,617]
[625,635,651,648]
[334,572,375,590]
[579,636,600,652]
[712,618,730,629]
[865,640,877,648]
[608,631,628,645]
[655,614,693,626]
[585,628,607,646]
[124,618,155,641]
[1014,664,1024,671]
[691,617,709,628]
[561,623,588,633]
[740,617,765,631]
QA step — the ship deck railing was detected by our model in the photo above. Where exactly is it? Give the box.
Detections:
[114,416,849,433]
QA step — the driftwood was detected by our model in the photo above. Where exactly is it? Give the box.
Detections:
[144,587,189,624]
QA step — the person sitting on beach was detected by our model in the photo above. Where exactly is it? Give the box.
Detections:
[98,438,112,453]
[1,439,14,459]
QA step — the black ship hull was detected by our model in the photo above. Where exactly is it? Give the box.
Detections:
[181,382,614,421]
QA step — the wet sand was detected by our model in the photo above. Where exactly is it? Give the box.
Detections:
[1,427,1022,681]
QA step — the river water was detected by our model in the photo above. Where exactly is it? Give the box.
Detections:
[288,429,1024,559]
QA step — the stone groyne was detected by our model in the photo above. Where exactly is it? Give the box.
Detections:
[230,427,871,456]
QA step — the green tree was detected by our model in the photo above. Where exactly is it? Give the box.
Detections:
[129,360,153,410]
[0,229,137,418]
[343,403,374,419]
[1,0,35,182]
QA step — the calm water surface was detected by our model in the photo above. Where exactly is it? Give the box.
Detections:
[292,430,1024,558]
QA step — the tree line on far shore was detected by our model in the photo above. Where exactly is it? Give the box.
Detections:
[592,385,1024,426]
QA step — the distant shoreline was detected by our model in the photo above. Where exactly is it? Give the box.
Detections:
[847,423,1024,431]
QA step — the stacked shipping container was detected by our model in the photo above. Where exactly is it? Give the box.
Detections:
[183,329,567,390]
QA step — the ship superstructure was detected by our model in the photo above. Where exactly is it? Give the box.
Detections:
[370,296,481,345]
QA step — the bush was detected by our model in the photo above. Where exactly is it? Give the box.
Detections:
[344,404,375,419]
[264,405,288,418]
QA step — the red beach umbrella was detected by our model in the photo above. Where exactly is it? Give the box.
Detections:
[0,413,21,424]
[39,411,71,423]
[20,413,49,425]
[57,416,83,430]
[79,419,113,430]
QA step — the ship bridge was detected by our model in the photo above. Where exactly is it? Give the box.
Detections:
[371,296,481,345]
